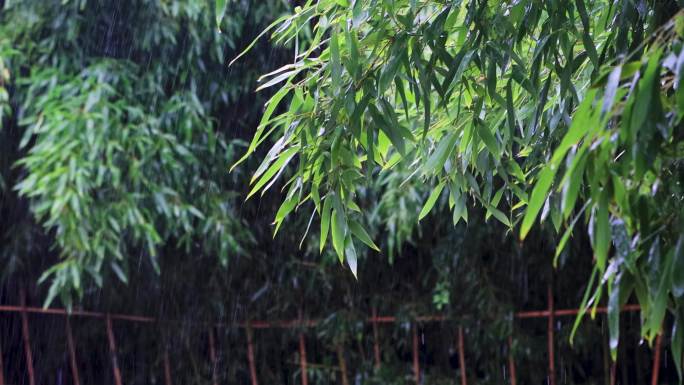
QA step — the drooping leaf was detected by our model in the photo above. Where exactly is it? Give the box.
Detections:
[593,190,611,272]
[349,219,380,252]
[345,235,358,278]
[423,131,458,175]
[320,196,333,253]
[419,181,446,221]
[215,0,227,28]
[520,167,555,240]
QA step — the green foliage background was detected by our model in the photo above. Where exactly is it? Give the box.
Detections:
[0,0,681,384]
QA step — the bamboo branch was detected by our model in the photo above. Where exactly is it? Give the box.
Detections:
[651,333,663,385]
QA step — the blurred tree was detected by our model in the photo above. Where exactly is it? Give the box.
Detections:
[0,0,292,306]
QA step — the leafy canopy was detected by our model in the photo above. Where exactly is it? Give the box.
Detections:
[0,0,288,307]
[234,0,684,370]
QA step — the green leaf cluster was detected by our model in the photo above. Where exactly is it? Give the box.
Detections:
[236,0,684,370]
[0,0,285,306]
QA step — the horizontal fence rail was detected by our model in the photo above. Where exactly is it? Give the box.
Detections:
[0,303,643,326]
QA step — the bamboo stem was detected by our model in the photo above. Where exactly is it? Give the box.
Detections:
[65,316,81,385]
[20,288,35,385]
[336,344,350,385]
[105,314,123,385]
[458,327,467,385]
[247,326,259,385]
[651,333,663,385]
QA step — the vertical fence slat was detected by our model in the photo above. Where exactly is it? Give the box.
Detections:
[299,332,308,385]
[372,307,381,370]
[65,316,81,385]
[547,284,556,385]
[246,326,259,385]
[458,326,467,385]
[208,328,218,385]
[106,314,123,385]
[336,344,350,385]
[163,349,173,385]
[0,334,5,385]
[651,333,662,385]
[412,324,420,385]
[20,288,36,385]
[508,336,517,385]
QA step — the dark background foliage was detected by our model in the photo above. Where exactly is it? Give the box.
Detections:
[0,1,677,384]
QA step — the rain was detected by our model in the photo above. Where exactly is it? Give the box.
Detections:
[0,0,683,384]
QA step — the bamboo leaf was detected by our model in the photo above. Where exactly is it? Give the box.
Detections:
[672,236,684,298]
[520,167,555,240]
[423,131,457,175]
[349,219,380,251]
[330,26,342,95]
[475,121,499,159]
[345,235,358,278]
[246,147,298,200]
[320,196,333,253]
[419,181,446,221]
[215,0,227,28]
[594,190,610,271]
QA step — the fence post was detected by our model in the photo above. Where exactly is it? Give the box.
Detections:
[208,328,218,385]
[299,332,308,385]
[412,324,420,385]
[163,349,173,385]
[246,325,259,385]
[547,284,556,385]
[105,314,123,385]
[336,344,350,385]
[651,333,663,385]
[372,307,381,370]
[508,336,517,385]
[20,288,36,385]
[65,316,81,385]
[457,326,467,385]
[0,334,5,385]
